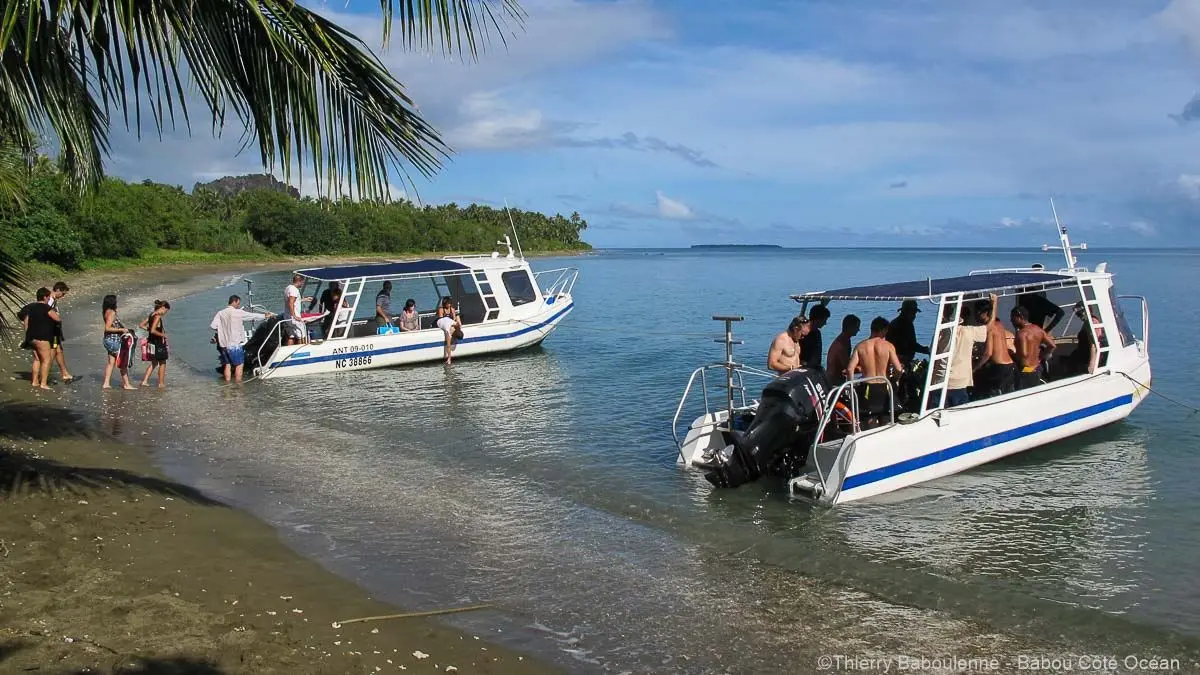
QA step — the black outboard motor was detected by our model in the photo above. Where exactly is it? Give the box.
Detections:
[700,369,828,488]
[243,316,285,372]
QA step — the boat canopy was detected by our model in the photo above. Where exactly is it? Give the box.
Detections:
[295,259,472,282]
[790,271,1077,302]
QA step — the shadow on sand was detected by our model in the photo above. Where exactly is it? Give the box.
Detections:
[73,656,227,674]
[0,399,222,506]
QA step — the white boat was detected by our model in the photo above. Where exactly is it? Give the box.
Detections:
[242,236,578,379]
[673,211,1151,505]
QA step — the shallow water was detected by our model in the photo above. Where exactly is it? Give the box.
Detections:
[55,248,1200,672]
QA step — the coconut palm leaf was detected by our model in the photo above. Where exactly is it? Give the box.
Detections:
[0,245,28,335]
[0,0,524,201]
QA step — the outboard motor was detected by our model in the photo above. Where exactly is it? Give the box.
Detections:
[699,369,828,489]
[243,316,285,372]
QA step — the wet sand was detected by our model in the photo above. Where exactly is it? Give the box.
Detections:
[0,261,558,674]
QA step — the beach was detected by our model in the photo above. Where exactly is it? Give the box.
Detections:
[0,262,559,674]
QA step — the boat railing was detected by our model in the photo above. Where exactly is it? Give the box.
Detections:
[810,376,895,494]
[254,319,289,377]
[671,362,776,451]
[534,267,580,299]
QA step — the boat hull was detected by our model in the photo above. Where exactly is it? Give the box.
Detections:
[255,301,573,379]
[831,362,1149,504]
[678,358,1151,504]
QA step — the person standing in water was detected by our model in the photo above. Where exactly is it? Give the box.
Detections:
[140,300,171,388]
[18,287,60,390]
[101,295,137,390]
[46,281,75,383]
[211,295,273,383]
[436,296,462,364]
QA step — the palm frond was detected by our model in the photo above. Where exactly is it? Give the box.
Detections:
[0,245,29,335]
[376,0,525,57]
[0,1,527,201]
[0,2,109,195]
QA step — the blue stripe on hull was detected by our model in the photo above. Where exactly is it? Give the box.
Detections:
[840,393,1134,492]
[272,303,574,368]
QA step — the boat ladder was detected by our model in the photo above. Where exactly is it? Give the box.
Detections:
[921,292,964,414]
[329,277,366,340]
[472,269,501,321]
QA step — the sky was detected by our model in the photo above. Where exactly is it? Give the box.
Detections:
[101,0,1200,248]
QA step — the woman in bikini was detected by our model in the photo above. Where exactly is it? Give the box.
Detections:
[102,295,136,389]
[435,296,463,364]
[140,300,172,388]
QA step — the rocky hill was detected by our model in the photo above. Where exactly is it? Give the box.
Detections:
[192,174,300,199]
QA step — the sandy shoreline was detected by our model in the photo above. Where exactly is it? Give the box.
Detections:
[0,261,561,674]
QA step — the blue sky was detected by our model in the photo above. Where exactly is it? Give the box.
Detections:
[104,0,1200,247]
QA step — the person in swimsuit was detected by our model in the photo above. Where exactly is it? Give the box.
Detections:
[140,300,171,388]
[976,301,1017,398]
[17,287,60,390]
[767,315,810,375]
[46,281,75,383]
[846,316,904,426]
[1012,306,1055,390]
[825,314,861,388]
[436,296,462,364]
[101,294,137,389]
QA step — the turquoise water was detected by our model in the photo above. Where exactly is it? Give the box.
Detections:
[62,248,1200,672]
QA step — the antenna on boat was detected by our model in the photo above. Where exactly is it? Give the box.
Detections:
[503,198,525,260]
[1044,198,1087,270]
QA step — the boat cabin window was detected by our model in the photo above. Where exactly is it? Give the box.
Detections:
[502,270,538,307]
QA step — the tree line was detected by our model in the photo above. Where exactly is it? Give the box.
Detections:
[0,159,591,270]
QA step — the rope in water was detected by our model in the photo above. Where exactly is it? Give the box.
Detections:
[331,603,494,627]
[1118,372,1200,414]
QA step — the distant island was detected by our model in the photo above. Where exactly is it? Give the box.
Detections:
[691,244,782,249]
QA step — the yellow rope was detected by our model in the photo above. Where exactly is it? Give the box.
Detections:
[331,603,493,628]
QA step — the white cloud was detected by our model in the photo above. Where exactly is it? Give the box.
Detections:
[655,190,693,220]
[1129,220,1157,236]
[1177,173,1200,200]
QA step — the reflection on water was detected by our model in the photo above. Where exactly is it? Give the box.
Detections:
[829,426,1153,611]
[51,251,1200,671]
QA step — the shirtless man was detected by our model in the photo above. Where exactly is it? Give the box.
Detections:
[1011,306,1055,390]
[975,301,1017,397]
[846,316,904,423]
[825,314,860,387]
[767,315,810,375]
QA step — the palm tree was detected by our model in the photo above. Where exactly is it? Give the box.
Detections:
[0,0,524,328]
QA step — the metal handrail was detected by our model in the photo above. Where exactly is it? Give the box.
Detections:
[534,267,579,299]
[254,319,288,377]
[671,363,775,452]
[810,376,895,494]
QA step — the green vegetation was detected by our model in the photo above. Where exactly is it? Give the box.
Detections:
[0,159,590,273]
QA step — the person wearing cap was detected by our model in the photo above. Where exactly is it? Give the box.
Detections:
[886,299,929,365]
[767,314,810,375]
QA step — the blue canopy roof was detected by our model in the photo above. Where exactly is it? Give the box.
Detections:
[791,271,1076,302]
[295,259,471,282]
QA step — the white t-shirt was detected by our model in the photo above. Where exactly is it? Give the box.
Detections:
[948,324,989,389]
[210,306,266,348]
[284,284,301,321]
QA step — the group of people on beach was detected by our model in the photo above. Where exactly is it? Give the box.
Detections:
[15,283,172,390]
